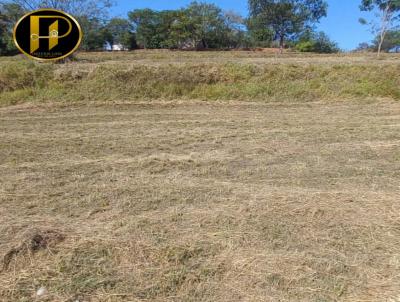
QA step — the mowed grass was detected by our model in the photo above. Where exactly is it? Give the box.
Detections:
[1,99,400,301]
[0,51,400,106]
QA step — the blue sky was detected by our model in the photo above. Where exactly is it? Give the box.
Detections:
[111,0,375,50]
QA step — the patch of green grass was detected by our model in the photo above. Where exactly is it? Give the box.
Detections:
[56,243,119,294]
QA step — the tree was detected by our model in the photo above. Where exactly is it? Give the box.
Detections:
[129,9,177,49]
[0,2,25,55]
[78,16,109,51]
[372,29,400,51]
[359,0,400,57]
[223,11,249,48]
[128,3,244,50]
[381,29,400,51]
[6,0,112,19]
[104,18,136,50]
[246,16,274,47]
[156,10,185,48]
[182,2,229,49]
[0,12,6,54]
[248,0,328,52]
[355,42,374,52]
[129,9,163,49]
[295,30,339,53]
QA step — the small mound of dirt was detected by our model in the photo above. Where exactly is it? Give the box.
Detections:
[2,229,65,271]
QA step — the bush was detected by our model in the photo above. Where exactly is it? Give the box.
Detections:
[296,31,340,53]
[0,61,54,93]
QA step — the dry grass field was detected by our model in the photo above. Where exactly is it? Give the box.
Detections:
[0,52,400,302]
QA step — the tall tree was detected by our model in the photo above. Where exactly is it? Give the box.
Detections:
[6,0,112,19]
[104,17,136,50]
[0,2,25,55]
[246,15,274,47]
[359,0,400,57]
[78,16,109,51]
[0,11,6,54]
[128,9,167,49]
[248,0,328,52]
[373,29,400,51]
[156,10,184,48]
[222,10,248,48]
[128,3,243,50]
[183,1,228,49]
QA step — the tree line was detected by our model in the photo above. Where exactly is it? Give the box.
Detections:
[358,0,400,56]
[0,0,399,56]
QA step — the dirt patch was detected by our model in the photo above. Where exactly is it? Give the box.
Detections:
[2,229,65,271]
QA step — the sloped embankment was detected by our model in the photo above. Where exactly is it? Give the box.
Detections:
[0,58,399,106]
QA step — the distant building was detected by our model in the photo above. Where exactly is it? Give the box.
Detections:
[104,43,128,51]
[112,44,128,51]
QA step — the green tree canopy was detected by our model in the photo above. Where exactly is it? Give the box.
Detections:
[296,29,339,53]
[182,1,228,49]
[78,16,109,51]
[104,17,136,50]
[360,0,400,11]
[248,0,328,50]
[0,2,25,55]
[128,2,247,50]
[246,15,274,47]
[128,9,170,48]
[373,29,400,51]
[7,0,113,18]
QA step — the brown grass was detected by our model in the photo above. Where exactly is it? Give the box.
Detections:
[1,99,400,301]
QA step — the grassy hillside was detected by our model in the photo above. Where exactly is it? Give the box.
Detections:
[0,51,399,106]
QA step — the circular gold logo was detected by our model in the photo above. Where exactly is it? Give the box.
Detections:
[13,9,82,61]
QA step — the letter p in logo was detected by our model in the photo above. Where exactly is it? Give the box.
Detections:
[30,16,72,53]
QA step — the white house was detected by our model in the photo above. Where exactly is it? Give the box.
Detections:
[104,43,128,51]
[112,43,128,51]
